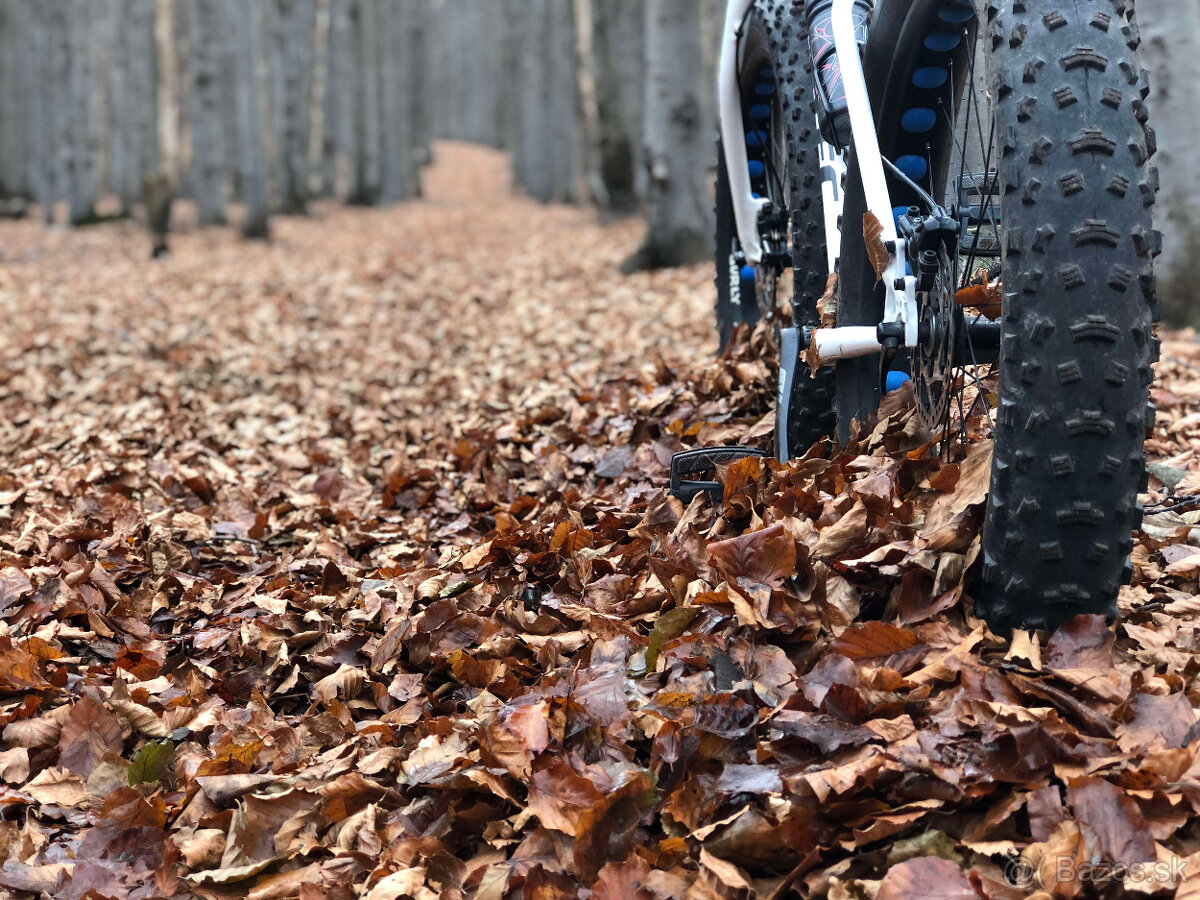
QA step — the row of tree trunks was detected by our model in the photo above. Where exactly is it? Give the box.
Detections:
[1,0,1193,302]
[0,0,704,259]
[0,0,590,231]
[0,0,427,235]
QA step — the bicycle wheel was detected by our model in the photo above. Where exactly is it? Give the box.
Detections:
[835,0,1160,632]
[715,0,835,455]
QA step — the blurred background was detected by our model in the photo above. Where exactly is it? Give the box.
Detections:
[0,0,1193,317]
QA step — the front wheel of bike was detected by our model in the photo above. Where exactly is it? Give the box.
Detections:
[835,0,1160,632]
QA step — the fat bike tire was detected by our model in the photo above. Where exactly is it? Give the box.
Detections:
[835,0,1160,632]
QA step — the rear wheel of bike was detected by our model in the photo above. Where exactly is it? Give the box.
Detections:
[714,0,834,455]
[835,0,1159,632]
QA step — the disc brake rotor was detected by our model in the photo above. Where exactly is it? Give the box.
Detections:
[914,246,960,432]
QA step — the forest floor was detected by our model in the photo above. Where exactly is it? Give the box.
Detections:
[4,142,1200,900]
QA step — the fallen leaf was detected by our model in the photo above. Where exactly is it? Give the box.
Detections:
[58,697,124,778]
[864,212,890,283]
[128,740,174,786]
[876,856,976,899]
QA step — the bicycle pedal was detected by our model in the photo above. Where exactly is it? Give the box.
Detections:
[670,446,769,503]
[957,171,1000,198]
[961,227,1002,258]
[776,327,801,463]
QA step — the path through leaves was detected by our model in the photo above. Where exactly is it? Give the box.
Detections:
[3,143,1200,899]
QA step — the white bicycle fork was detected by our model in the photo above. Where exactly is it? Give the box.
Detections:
[717,0,919,363]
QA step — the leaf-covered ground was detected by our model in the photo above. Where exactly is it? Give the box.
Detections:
[4,143,1200,900]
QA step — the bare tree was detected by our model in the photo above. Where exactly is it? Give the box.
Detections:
[148,0,180,255]
[547,0,581,202]
[409,1,432,170]
[1140,0,1200,326]
[103,0,129,213]
[155,0,181,191]
[322,0,352,197]
[507,0,582,204]
[187,0,227,224]
[623,0,713,270]
[229,0,270,238]
[514,0,550,200]
[497,0,522,158]
[29,0,53,223]
[267,0,317,214]
[0,0,32,209]
[590,0,646,214]
[45,0,73,224]
[346,0,382,205]
[379,0,419,203]
[307,0,332,197]
[66,1,99,224]
[127,0,160,208]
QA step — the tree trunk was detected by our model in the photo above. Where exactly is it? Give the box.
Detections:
[26,0,52,221]
[428,0,451,140]
[230,0,270,238]
[2,0,33,204]
[128,0,160,209]
[45,0,73,224]
[187,0,227,224]
[323,0,352,197]
[457,0,501,146]
[547,0,581,202]
[148,0,178,255]
[0,3,20,201]
[379,0,416,203]
[591,0,645,214]
[346,0,381,205]
[699,0,723,149]
[515,0,551,200]
[156,0,181,187]
[624,0,713,270]
[1139,0,1200,327]
[101,0,127,212]
[409,0,431,171]
[497,0,522,158]
[307,0,332,198]
[66,1,98,224]
[268,0,317,214]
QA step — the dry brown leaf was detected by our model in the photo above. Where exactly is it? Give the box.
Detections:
[23,767,87,808]
[876,856,976,899]
[58,697,124,778]
[0,748,30,784]
[818,272,839,327]
[863,212,890,283]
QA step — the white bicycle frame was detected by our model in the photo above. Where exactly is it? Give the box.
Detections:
[717,0,920,363]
